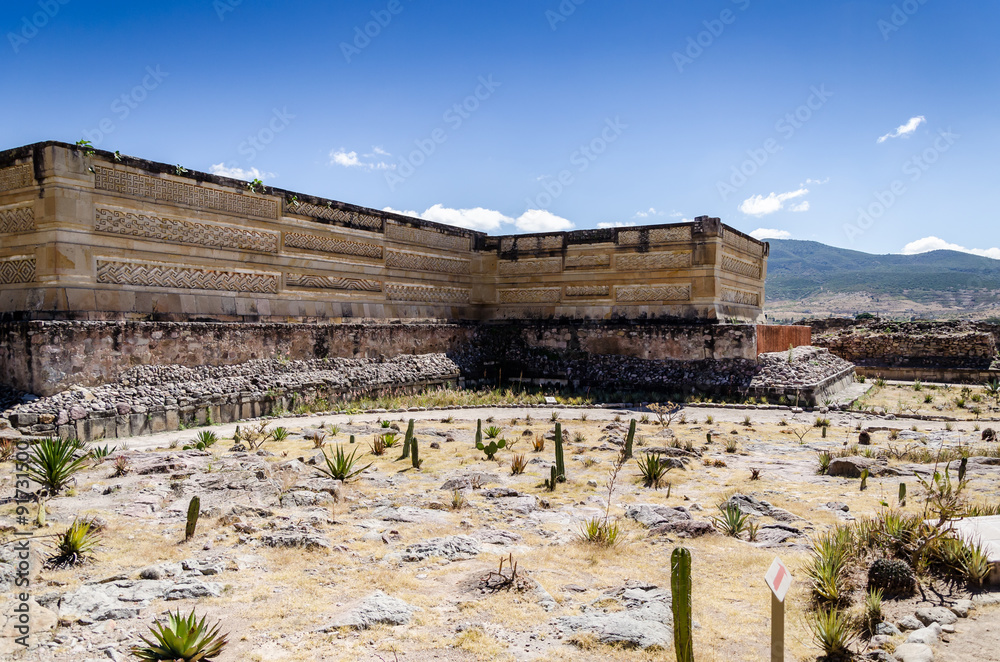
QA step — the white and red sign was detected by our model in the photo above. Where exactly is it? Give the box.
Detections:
[765,556,792,602]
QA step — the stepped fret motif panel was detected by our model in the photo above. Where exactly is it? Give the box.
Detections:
[616,251,691,271]
[94,166,277,219]
[0,257,35,284]
[650,226,691,243]
[720,252,762,279]
[616,284,691,302]
[385,223,470,252]
[284,232,383,260]
[385,283,470,303]
[386,251,470,275]
[0,164,33,192]
[0,205,34,234]
[721,287,760,306]
[97,259,278,293]
[500,235,563,252]
[565,254,610,269]
[498,257,562,277]
[95,208,278,253]
[499,287,561,303]
[617,230,642,246]
[722,229,764,257]
[565,285,609,298]
[286,274,381,292]
[288,202,382,231]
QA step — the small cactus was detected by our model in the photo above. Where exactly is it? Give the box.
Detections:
[868,557,915,595]
[958,457,968,483]
[898,482,906,506]
[400,419,415,460]
[475,419,482,447]
[545,465,558,491]
[860,468,869,491]
[411,436,422,469]
[624,419,636,460]
[706,432,712,444]
[476,439,506,460]
[349,434,355,444]
[185,496,200,541]
[671,547,694,662]
[554,422,565,482]
[859,430,872,445]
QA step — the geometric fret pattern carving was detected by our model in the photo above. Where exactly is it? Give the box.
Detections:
[96,259,278,293]
[616,251,692,271]
[95,208,279,253]
[384,283,470,303]
[286,274,381,291]
[499,287,561,303]
[386,223,470,252]
[386,251,470,275]
[722,228,764,257]
[0,164,33,192]
[0,257,35,284]
[565,254,610,269]
[287,201,383,231]
[650,226,692,243]
[0,205,34,233]
[616,284,692,302]
[565,285,609,297]
[94,166,278,219]
[720,252,762,279]
[498,258,562,277]
[720,287,760,306]
[284,232,383,260]
[500,235,563,252]
[619,226,692,246]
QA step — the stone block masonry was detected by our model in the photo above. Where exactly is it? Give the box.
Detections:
[0,141,767,325]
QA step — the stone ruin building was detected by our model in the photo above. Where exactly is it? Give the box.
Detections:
[0,141,854,441]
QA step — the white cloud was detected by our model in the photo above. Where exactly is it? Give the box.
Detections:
[330,147,395,170]
[209,163,275,181]
[789,201,810,213]
[738,188,809,217]
[383,205,574,234]
[750,228,792,240]
[598,221,636,229]
[901,236,1000,260]
[803,177,829,185]
[669,210,684,218]
[877,115,926,143]
[632,207,665,219]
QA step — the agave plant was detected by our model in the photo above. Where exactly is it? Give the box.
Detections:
[271,426,290,442]
[711,503,750,538]
[485,425,503,439]
[509,453,528,475]
[45,518,100,568]
[183,430,218,451]
[809,606,855,658]
[132,609,228,661]
[636,452,670,489]
[90,444,117,463]
[25,437,89,495]
[380,432,400,448]
[315,445,372,482]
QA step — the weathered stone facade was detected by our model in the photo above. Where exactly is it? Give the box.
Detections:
[0,141,767,325]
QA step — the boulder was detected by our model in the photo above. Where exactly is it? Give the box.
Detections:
[402,535,481,562]
[318,591,415,631]
[914,606,957,626]
[893,643,934,662]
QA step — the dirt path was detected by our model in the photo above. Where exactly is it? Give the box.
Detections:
[937,604,1000,661]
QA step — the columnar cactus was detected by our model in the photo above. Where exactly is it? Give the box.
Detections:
[475,419,482,448]
[624,419,636,460]
[671,547,694,662]
[185,496,200,542]
[400,419,414,460]
[411,436,421,469]
[898,482,906,506]
[545,465,558,491]
[554,422,565,481]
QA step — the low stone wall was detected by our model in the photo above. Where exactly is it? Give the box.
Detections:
[854,366,1000,385]
[747,346,857,406]
[2,354,460,441]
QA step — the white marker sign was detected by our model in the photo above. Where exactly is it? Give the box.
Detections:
[765,556,792,602]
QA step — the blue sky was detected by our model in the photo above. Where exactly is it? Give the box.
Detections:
[3,0,998,257]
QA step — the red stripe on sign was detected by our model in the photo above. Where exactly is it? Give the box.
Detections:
[774,565,787,591]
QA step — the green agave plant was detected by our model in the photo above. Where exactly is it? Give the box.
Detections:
[636,452,670,489]
[132,609,228,661]
[315,445,372,482]
[711,503,750,538]
[26,437,89,495]
[45,518,100,568]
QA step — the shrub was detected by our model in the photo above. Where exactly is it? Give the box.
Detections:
[725,438,738,453]
[636,453,670,489]
[314,445,371,482]
[817,451,832,475]
[578,517,626,548]
[45,518,100,568]
[112,455,130,477]
[26,437,89,495]
[0,437,14,462]
[368,435,386,456]
[132,609,228,662]
[807,529,851,603]
[531,434,545,452]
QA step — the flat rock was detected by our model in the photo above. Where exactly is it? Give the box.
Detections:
[648,520,714,538]
[402,535,481,562]
[318,591,415,631]
[897,615,923,631]
[625,504,691,528]
[556,582,673,650]
[893,642,934,662]
[260,529,330,550]
[915,606,957,626]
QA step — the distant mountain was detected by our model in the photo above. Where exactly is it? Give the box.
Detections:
[764,240,1000,319]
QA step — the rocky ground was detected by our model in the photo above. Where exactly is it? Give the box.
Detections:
[1,402,999,661]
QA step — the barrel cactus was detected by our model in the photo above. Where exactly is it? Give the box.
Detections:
[867,558,915,595]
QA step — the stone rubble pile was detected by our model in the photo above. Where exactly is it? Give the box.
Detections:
[750,346,855,389]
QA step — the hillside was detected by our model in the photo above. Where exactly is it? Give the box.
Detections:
[764,240,1000,320]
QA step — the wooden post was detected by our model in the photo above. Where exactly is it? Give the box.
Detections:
[771,592,784,662]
